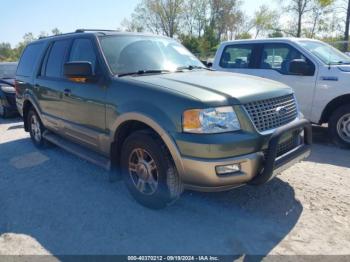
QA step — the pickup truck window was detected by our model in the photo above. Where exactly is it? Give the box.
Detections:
[99,35,203,75]
[45,40,70,78]
[219,45,254,69]
[69,39,97,72]
[260,43,314,75]
[298,40,350,65]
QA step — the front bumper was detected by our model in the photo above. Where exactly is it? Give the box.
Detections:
[180,119,312,192]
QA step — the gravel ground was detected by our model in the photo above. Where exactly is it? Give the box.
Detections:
[0,117,349,256]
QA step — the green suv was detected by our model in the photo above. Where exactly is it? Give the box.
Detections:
[15,30,312,209]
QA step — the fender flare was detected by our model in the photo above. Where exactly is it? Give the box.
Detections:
[110,112,185,177]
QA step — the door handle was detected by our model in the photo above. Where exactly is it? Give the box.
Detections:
[63,89,71,96]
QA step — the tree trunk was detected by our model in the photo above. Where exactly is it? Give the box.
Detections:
[344,0,350,51]
[297,13,302,37]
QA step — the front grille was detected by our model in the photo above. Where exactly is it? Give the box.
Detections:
[244,94,298,132]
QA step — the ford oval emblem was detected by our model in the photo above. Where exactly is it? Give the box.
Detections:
[276,106,288,116]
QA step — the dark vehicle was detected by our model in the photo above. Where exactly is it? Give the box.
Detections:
[16,30,311,209]
[0,62,18,118]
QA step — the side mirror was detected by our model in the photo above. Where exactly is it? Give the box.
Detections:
[207,62,213,68]
[289,59,314,76]
[64,62,93,80]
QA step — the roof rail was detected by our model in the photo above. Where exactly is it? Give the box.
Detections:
[38,29,118,40]
[38,31,78,39]
[75,29,118,33]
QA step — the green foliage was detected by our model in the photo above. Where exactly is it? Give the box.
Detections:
[236,32,252,39]
[268,29,284,38]
[179,34,201,54]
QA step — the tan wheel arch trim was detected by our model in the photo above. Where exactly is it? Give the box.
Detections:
[110,112,185,177]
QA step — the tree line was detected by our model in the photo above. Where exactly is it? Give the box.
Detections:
[0,29,61,62]
[1,0,350,62]
[121,0,350,56]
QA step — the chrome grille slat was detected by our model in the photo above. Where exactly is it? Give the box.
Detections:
[244,94,298,132]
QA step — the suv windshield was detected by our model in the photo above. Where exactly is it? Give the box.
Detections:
[99,35,204,75]
[298,40,350,65]
[0,63,17,78]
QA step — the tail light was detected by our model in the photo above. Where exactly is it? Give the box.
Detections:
[14,80,19,95]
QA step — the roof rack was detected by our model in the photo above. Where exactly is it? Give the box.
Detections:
[38,29,118,40]
[75,29,118,33]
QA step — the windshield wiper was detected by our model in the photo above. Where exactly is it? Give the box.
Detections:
[118,69,171,77]
[176,65,213,71]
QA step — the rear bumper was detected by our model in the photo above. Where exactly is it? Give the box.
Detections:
[180,119,312,192]
[0,91,18,113]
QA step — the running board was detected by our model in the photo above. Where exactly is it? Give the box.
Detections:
[43,131,111,171]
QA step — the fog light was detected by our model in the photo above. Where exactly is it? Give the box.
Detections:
[216,164,241,175]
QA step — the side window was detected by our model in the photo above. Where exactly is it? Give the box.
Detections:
[68,39,97,72]
[260,43,314,75]
[45,40,70,78]
[17,43,45,77]
[220,45,254,69]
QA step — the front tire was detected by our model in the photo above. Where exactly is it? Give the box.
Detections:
[329,105,350,149]
[27,109,47,148]
[121,131,183,209]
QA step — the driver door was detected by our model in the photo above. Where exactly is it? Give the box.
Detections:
[61,37,107,152]
[249,43,317,119]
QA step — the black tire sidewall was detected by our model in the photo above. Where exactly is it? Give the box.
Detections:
[27,110,46,148]
[121,132,175,209]
[329,105,350,149]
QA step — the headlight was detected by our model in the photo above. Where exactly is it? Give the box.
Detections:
[0,85,15,93]
[183,106,241,134]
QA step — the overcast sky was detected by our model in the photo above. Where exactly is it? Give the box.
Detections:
[0,0,278,46]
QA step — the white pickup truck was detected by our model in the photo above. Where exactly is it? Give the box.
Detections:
[212,38,350,148]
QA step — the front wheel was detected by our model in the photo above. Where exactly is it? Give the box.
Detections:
[120,131,183,209]
[329,105,350,149]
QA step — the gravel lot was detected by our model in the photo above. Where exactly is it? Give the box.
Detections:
[0,117,349,256]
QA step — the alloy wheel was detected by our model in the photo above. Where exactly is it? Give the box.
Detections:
[128,148,159,195]
[337,113,350,143]
[31,114,42,142]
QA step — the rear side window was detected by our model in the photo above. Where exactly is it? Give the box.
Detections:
[220,45,254,69]
[68,39,97,71]
[45,40,70,78]
[17,43,45,77]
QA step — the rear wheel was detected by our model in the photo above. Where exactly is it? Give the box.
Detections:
[329,105,350,149]
[27,109,47,148]
[120,131,183,209]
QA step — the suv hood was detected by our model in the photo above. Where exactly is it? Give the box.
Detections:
[130,70,292,104]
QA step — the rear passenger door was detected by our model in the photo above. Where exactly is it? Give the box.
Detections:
[35,39,71,129]
[215,44,259,74]
[61,37,107,152]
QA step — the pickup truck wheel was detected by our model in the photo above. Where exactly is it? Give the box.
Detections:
[121,131,183,209]
[329,105,350,149]
[27,109,47,148]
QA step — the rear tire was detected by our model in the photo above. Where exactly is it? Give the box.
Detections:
[329,105,350,149]
[27,109,47,148]
[120,130,183,209]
